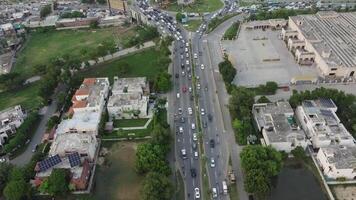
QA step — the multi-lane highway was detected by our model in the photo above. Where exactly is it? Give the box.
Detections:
[133,0,241,199]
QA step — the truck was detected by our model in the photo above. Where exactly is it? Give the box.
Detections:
[222,181,228,195]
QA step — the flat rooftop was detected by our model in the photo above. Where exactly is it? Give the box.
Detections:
[290,11,356,69]
[253,101,305,143]
[112,77,148,94]
[321,145,356,169]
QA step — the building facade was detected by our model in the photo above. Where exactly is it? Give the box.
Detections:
[0,105,27,147]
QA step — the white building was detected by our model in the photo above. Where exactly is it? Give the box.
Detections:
[295,99,354,148]
[0,105,27,147]
[107,77,149,119]
[253,102,307,153]
[317,145,356,180]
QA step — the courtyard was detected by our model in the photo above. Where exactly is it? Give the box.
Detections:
[223,24,318,87]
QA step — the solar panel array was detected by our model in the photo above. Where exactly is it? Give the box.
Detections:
[68,152,81,167]
[39,154,62,172]
[319,98,335,108]
[320,109,336,119]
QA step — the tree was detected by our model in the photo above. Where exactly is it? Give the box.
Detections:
[0,163,13,193]
[218,56,236,85]
[3,180,31,200]
[232,118,253,144]
[229,86,255,120]
[291,146,307,162]
[176,12,184,22]
[151,124,171,152]
[97,0,106,4]
[0,72,25,91]
[89,20,99,29]
[153,72,172,93]
[257,96,271,103]
[141,172,173,200]
[40,5,52,18]
[135,143,171,175]
[46,115,60,130]
[244,169,270,198]
[33,64,48,75]
[45,168,70,196]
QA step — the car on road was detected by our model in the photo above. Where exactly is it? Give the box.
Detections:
[185,42,189,47]
[208,114,213,121]
[197,83,201,90]
[189,87,192,93]
[201,108,205,115]
[186,53,189,58]
[175,73,179,78]
[194,53,198,59]
[185,47,188,52]
[182,71,185,76]
[210,139,215,148]
[202,121,207,128]
[180,54,184,59]
[193,133,198,141]
[182,86,187,93]
[178,107,182,115]
[179,126,183,134]
[191,168,197,177]
[194,188,200,199]
[180,117,185,123]
[186,60,190,65]
[181,149,187,159]
[176,93,180,98]
[200,64,205,69]
[212,187,218,198]
[196,76,200,80]
[188,107,193,115]
[210,157,215,168]
[188,74,192,79]
[192,142,197,150]
[191,123,196,130]
[194,151,199,159]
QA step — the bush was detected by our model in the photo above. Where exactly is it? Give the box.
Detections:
[223,21,240,40]
[61,11,85,18]
[218,56,236,85]
[40,5,52,18]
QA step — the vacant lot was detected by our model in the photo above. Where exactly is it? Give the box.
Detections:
[14,27,135,77]
[93,141,143,200]
[184,20,202,32]
[0,82,42,111]
[223,24,318,87]
[166,0,223,13]
[78,47,167,82]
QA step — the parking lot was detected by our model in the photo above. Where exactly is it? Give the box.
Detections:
[223,24,318,87]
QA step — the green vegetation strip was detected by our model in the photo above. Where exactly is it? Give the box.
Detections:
[223,21,240,40]
[166,0,223,13]
[208,13,239,33]
[114,118,150,128]
[184,20,203,32]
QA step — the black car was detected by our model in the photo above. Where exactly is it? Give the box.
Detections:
[210,139,215,148]
[192,142,197,150]
[190,168,197,178]
[202,121,207,128]
[180,117,185,123]
[208,114,213,121]
[175,73,179,78]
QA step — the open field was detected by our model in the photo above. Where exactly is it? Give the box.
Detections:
[104,118,153,139]
[13,27,135,78]
[0,82,42,111]
[166,0,223,13]
[184,19,202,32]
[114,118,150,128]
[78,47,167,82]
[93,141,143,200]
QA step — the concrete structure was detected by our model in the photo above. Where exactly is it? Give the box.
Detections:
[0,105,26,147]
[99,15,126,27]
[296,99,355,148]
[55,17,98,28]
[107,77,149,119]
[253,101,307,153]
[245,19,287,30]
[317,0,356,9]
[0,23,14,36]
[282,11,356,78]
[317,145,356,180]
[107,0,127,12]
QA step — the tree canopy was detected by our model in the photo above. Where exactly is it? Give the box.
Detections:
[141,172,173,200]
[42,168,70,196]
[218,56,236,85]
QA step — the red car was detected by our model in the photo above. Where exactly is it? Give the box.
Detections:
[182,86,187,93]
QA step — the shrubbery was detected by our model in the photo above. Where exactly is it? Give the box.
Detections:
[223,21,240,40]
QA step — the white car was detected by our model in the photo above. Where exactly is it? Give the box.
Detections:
[181,149,187,159]
[212,187,218,198]
[191,123,196,130]
[193,133,198,141]
[196,76,200,80]
[194,53,198,59]
[178,107,182,115]
[189,87,192,93]
[186,53,189,58]
[194,151,199,159]
[197,83,201,90]
[179,126,183,133]
[195,188,200,199]
[180,55,184,59]
[185,42,189,47]
[210,158,215,168]
[188,107,193,115]
[201,108,205,115]
[185,47,188,52]
[182,71,186,76]
[176,93,180,98]
[186,60,190,65]
[201,64,205,69]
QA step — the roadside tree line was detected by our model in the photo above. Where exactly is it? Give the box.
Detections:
[222,21,240,40]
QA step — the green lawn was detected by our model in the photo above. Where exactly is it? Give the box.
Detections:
[183,20,202,32]
[114,118,150,128]
[78,47,167,82]
[13,27,135,78]
[166,0,223,13]
[103,120,154,139]
[0,82,43,111]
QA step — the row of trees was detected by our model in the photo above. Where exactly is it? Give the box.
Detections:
[249,8,317,21]
[218,55,237,87]
[40,5,52,19]
[240,145,283,199]
[122,26,159,49]
[208,13,238,33]
[289,87,356,136]
[222,21,240,40]
[60,11,85,18]
[135,104,173,200]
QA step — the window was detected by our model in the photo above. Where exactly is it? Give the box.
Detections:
[331,68,337,71]
[329,73,336,76]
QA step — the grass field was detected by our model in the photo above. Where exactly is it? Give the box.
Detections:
[0,82,43,111]
[114,118,150,128]
[184,20,202,32]
[166,0,223,13]
[13,27,135,78]
[104,120,153,139]
[93,141,143,200]
[78,47,167,82]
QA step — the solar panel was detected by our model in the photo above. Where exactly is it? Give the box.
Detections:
[320,109,335,118]
[303,101,314,107]
[319,98,335,108]
[39,154,62,172]
[68,152,81,167]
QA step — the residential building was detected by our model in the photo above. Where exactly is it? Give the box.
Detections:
[0,23,15,36]
[0,105,26,147]
[281,11,356,78]
[317,0,356,9]
[253,101,307,153]
[245,19,287,30]
[295,99,355,148]
[107,77,149,119]
[317,145,356,179]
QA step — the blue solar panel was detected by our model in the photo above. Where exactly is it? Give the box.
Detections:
[319,98,335,108]
[320,109,334,117]
[39,155,62,172]
[68,152,81,167]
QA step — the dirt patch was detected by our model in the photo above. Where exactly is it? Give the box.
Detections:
[332,185,356,200]
[93,141,142,200]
